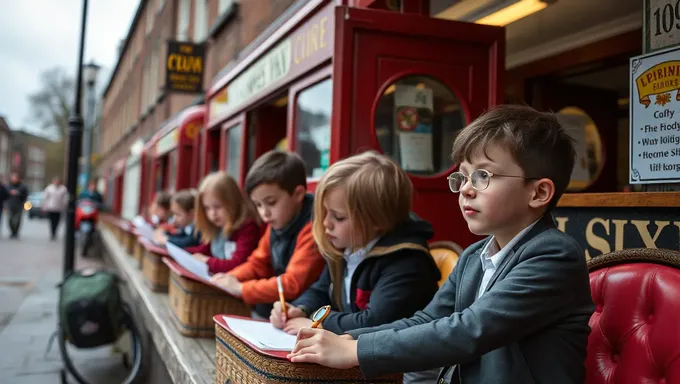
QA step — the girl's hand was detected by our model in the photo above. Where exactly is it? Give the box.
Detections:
[192,253,209,263]
[211,274,243,298]
[152,231,168,245]
[283,318,313,335]
[270,302,306,329]
[287,328,359,369]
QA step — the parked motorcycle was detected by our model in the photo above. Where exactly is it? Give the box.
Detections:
[75,199,100,257]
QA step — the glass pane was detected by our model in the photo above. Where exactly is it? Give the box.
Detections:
[226,124,242,180]
[556,107,604,192]
[107,178,114,206]
[374,75,466,176]
[122,163,141,220]
[296,79,332,178]
[155,159,166,192]
[167,151,178,193]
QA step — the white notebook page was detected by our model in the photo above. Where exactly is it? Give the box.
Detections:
[223,316,297,351]
[166,242,211,281]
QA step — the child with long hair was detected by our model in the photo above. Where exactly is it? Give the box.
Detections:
[186,172,262,274]
[153,189,201,248]
[270,151,440,339]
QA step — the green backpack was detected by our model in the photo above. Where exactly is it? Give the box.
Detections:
[59,270,125,348]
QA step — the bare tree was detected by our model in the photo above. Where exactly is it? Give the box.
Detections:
[27,67,74,141]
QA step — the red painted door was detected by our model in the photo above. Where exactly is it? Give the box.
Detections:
[333,7,504,247]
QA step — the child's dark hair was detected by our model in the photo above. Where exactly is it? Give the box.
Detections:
[172,189,196,212]
[451,104,576,212]
[244,150,307,196]
[154,191,172,210]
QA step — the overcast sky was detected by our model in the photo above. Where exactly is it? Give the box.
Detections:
[0,1,138,136]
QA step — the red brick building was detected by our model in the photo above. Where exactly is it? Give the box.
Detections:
[0,117,12,182]
[98,0,298,172]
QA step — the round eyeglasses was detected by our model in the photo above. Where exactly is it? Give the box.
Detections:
[311,305,331,328]
[447,169,537,193]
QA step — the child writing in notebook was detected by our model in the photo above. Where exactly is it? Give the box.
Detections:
[287,105,594,384]
[186,172,262,275]
[210,150,326,319]
[149,191,172,228]
[270,151,441,384]
[152,189,201,248]
[270,151,440,335]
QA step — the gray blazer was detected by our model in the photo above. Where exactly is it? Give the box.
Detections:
[347,215,594,384]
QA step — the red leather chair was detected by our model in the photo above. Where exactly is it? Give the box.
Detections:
[586,248,680,384]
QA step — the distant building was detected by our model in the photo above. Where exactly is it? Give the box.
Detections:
[0,117,12,182]
[10,131,58,193]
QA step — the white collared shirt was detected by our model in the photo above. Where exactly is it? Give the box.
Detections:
[477,220,539,298]
[343,237,380,304]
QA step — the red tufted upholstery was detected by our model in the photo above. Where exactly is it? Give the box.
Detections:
[586,249,680,384]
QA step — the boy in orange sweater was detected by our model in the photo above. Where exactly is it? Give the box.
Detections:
[211,150,325,318]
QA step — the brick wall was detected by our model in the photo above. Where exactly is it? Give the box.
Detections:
[98,0,301,173]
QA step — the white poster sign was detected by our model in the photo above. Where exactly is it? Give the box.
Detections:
[630,46,680,184]
[395,85,434,172]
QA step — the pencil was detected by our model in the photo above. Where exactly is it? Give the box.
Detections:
[277,276,287,319]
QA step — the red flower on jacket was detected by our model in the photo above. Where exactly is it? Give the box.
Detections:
[355,289,372,310]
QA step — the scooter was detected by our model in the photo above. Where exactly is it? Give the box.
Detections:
[75,199,99,257]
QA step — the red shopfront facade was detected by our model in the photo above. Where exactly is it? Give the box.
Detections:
[149,105,204,201]
[204,0,503,246]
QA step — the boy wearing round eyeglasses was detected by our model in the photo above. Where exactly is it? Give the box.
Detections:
[287,104,595,384]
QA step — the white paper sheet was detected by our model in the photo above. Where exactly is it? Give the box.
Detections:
[132,215,148,228]
[166,242,211,281]
[223,316,297,351]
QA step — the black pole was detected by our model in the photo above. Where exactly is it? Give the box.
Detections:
[63,0,88,277]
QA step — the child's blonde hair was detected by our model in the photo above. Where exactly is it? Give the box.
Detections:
[195,172,259,242]
[312,151,412,259]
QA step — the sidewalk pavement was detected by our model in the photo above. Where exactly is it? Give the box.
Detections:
[0,217,130,384]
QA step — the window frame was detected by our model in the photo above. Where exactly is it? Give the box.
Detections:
[287,65,333,184]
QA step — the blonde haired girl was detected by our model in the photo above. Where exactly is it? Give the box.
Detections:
[270,151,440,340]
[187,172,262,274]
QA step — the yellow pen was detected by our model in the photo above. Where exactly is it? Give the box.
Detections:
[277,276,288,320]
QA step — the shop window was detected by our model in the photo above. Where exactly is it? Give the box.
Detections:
[295,79,332,178]
[374,75,466,176]
[556,107,604,192]
[226,125,242,180]
[167,151,178,193]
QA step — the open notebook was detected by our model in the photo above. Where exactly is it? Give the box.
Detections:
[132,216,156,242]
[223,316,297,351]
[166,242,211,281]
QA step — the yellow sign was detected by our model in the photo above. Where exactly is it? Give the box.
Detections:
[166,41,205,93]
[293,15,329,65]
[185,121,200,140]
[635,60,680,107]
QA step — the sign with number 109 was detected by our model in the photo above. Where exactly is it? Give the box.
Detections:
[648,0,680,51]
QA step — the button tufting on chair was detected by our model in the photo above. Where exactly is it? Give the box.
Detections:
[585,248,680,384]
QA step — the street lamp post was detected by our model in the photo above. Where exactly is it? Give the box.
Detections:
[82,60,100,189]
[64,0,89,277]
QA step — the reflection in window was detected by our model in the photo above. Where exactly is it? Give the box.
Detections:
[296,79,332,178]
[167,151,178,192]
[556,107,604,191]
[226,125,242,180]
[374,75,466,176]
[155,159,166,192]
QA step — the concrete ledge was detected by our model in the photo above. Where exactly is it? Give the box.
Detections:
[101,228,215,384]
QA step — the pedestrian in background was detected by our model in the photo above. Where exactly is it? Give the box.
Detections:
[43,177,69,240]
[6,172,28,239]
[0,176,8,237]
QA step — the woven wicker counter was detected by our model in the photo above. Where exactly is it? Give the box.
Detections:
[101,228,216,384]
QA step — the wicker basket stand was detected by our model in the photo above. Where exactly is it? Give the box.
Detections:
[214,320,403,384]
[168,267,250,338]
